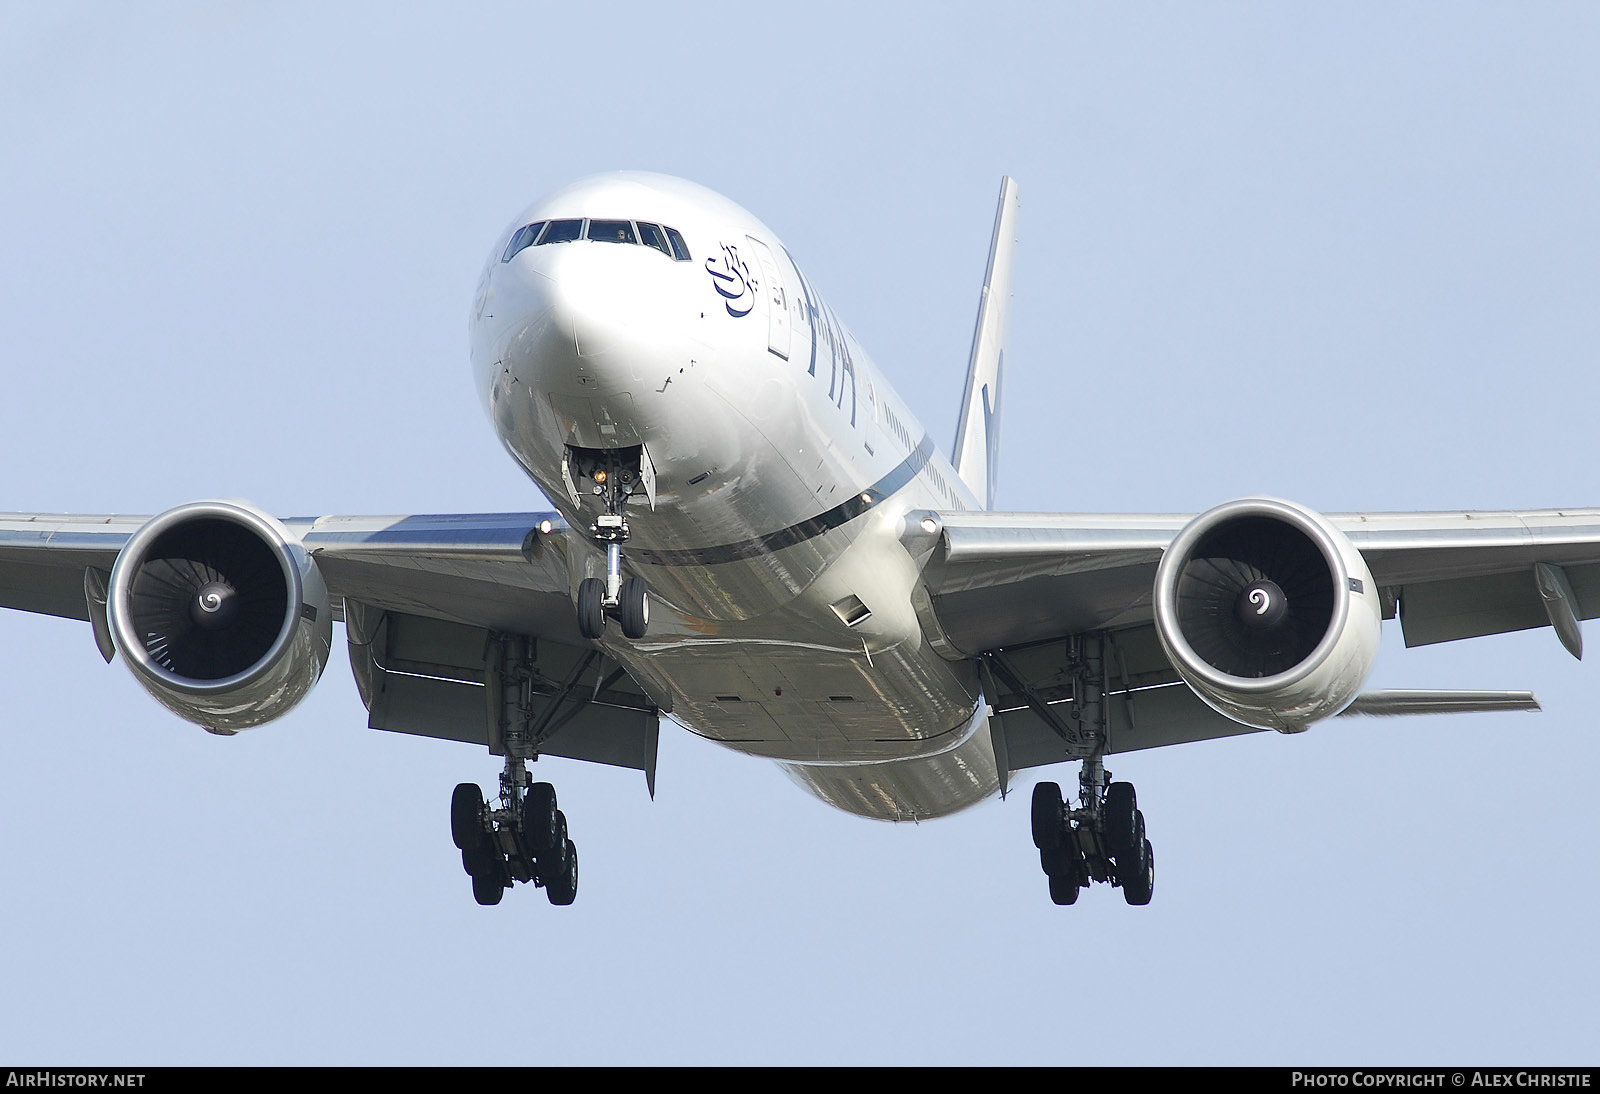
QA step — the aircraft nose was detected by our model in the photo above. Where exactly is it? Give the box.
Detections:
[486,239,698,451]
[511,238,707,387]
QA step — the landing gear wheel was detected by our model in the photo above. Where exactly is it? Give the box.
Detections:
[450,783,485,850]
[1048,869,1082,906]
[546,840,578,906]
[1031,782,1065,850]
[1040,847,1075,876]
[523,782,558,854]
[1121,839,1154,906]
[538,810,569,881]
[577,577,605,640]
[462,845,499,879]
[619,576,649,640]
[472,870,505,906]
[1104,781,1138,855]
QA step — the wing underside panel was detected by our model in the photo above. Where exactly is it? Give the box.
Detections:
[345,600,660,778]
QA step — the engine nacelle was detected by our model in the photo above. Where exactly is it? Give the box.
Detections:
[1153,498,1381,732]
[107,501,332,734]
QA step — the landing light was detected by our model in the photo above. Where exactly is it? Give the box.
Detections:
[593,470,608,484]
[539,519,554,535]
[860,492,873,505]
[920,517,939,535]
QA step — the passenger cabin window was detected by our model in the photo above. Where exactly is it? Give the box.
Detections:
[501,221,546,262]
[587,219,637,244]
[540,219,584,245]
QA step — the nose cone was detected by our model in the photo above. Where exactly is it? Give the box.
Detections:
[476,240,700,454]
[544,241,699,374]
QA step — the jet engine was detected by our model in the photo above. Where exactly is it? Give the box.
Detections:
[1152,498,1381,732]
[106,502,332,733]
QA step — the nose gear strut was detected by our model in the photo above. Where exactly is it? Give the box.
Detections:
[567,445,650,641]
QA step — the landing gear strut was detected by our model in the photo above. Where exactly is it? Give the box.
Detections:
[568,445,651,641]
[448,633,585,906]
[1009,632,1155,906]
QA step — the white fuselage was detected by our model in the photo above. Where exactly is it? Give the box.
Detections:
[469,172,998,820]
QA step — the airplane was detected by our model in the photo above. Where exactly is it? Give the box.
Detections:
[2,170,1594,909]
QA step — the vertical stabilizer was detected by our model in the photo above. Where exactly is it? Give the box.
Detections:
[952,176,1018,510]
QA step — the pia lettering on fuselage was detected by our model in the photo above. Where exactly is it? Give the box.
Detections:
[708,238,859,430]
[705,243,756,317]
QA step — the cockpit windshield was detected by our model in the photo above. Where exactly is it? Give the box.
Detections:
[587,219,637,244]
[540,219,584,245]
[637,222,671,256]
[500,221,545,263]
[501,218,691,262]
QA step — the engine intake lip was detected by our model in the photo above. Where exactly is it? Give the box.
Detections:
[108,501,305,696]
[1155,497,1352,696]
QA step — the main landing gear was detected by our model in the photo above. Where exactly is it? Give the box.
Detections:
[451,772,579,907]
[1031,758,1154,907]
[567,446,650,641]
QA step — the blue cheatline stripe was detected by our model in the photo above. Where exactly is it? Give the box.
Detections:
[631,435,937,567]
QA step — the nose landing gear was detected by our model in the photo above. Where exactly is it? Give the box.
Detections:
[567,446,651,641]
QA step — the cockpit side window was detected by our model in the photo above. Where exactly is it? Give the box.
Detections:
[636,222,671,257]
[539,219,584,245]
[665,227,691,262]
[501,221,546,262]
[587,219,637,245]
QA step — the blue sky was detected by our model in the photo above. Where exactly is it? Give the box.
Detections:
[0,2,1596,1064]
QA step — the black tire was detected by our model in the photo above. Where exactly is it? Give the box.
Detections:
[472,870,505,906]
[1122,839,1155,906]
[546,840,578,906]
[1113,806,1139,876]
[462,845,499,879]
[538,810,569,881]
[1112,813,1146,883]
[619,577,649,640]
[1031,782,1065,850]
[577,577,605,640]
[451,782,485,850]
[1048,869,1081,906]
[1040,847,1076,877]
[523,782,558,854]
[1104,781,1138,855]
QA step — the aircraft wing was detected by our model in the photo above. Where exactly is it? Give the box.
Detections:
[911,506,1600,769]
[916,506,1600,653]
[0,511,661,783]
